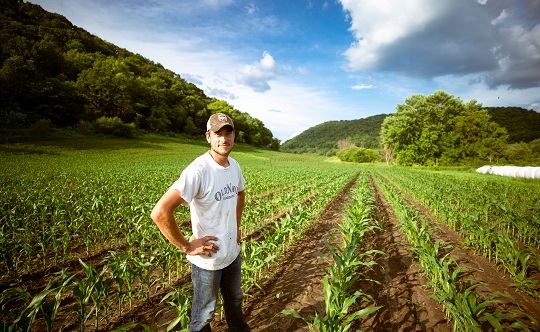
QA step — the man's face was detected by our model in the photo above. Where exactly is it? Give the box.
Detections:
[206,126,235,156]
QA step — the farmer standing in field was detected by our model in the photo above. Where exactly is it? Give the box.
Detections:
[151,113,250,332]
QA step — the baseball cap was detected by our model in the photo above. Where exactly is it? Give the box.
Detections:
[207,113,235,132]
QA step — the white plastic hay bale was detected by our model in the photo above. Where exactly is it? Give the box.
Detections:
[516,167,528,178]
[500,166,516,177]
[476,166,491,174]
[522,167,535,179]
[479,166,540,179]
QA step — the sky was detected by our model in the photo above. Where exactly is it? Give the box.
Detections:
[30,0,540,142]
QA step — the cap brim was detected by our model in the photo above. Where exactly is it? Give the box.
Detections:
[209,124,234,132]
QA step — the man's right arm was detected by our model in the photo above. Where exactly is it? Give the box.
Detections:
[150,189,219,256]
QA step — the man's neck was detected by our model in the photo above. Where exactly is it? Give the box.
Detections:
[209,150,229,167]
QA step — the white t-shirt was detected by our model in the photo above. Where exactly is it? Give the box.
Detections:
[170,152,245,270]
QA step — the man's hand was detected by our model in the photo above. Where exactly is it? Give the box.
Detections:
[187,236,219,256]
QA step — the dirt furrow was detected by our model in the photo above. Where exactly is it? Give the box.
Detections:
[352,174,451,331]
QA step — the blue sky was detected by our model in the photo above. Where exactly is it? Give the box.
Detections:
[31,0,540,142]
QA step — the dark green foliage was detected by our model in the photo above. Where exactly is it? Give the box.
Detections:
[281,114,388,155]
[504,139,540,165]
[94,117,135,137]
[485,107,540,143]
[0,0,276,147]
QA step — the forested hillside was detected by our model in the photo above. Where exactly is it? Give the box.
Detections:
[485,107,540,143]
[0,0,277,147]
[281,107,539,157]
[280,114,388,155]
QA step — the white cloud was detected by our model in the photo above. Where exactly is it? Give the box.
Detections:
[529,103,540,112]
[297,66,309,76]
[340,0,440,71]
[181,73,204,85]
[245,2,258,15]
[236,52,284,92]
[491,9,509,25]
[206,87,237,100]
[351,84,373,90]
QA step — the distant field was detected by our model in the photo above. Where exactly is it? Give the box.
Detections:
[1,136,539,331]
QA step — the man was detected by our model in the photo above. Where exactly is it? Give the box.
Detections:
[151,113,250,332]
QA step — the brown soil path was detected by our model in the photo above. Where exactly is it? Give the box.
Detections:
[352,175,451,331]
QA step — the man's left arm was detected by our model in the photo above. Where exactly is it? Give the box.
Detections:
[236,190,245,243]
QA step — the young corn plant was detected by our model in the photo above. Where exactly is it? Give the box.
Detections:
[1,287,32,331]
[87,265,113,330]
[37,269,75,332]
[284,275,381,332]
[1,268,75,332]
[71,259,98,332]
[156,285,191,332]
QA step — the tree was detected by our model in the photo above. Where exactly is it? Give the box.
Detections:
[184,117,198,136]
[76,57,140,122]
[336,147,378,163]
[380,90,508,165]
[146,106,171,133]
[269,138,281,150]
[445,109,508,164]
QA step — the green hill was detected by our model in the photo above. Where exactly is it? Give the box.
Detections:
[485,107,540,143]
[280,114,389,156]
[281,107,539,155]
[0,0,276,147]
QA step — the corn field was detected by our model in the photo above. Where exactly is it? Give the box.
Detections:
[1,138,539,331]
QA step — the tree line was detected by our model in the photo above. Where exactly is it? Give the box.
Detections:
[282,90,539,166]
[0,0,279,148]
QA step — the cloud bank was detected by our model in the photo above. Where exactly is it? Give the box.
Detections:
[340,0,540,89]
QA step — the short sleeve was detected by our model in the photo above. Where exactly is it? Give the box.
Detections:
[169,164,201,204]
[235,161,246,192]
